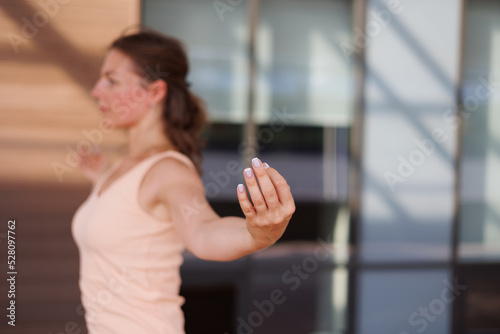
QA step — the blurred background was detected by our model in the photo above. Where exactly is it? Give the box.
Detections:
[0,0,499,333]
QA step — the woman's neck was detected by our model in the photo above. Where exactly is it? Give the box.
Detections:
[126,109,174,160]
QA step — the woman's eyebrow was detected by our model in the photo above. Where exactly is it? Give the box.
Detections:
[102,70,118,77]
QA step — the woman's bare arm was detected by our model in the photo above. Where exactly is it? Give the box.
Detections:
[153,157,295,261]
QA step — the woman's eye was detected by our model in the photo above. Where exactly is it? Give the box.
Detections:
[107,78,117,85]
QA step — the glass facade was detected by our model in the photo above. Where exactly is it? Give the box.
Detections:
[142,1,500,333]
[456,1,500,332]
[459,0,500,263]
[144,0,354,333]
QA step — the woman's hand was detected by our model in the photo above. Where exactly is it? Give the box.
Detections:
[237,158,296,250]
[78,147,108,184]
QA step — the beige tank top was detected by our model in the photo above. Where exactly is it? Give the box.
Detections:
[72,151,195,334]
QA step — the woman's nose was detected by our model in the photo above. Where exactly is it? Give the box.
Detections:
[91,79,103,99]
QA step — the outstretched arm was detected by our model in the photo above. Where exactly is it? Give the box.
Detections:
[157,157,295,261]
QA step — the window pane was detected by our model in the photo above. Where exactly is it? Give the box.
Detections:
[143,0,249,122]
[257,124,349,202]
[459,0,500,262]
[201,122,245,200]
[357,269,452,334]
[359,0,461,263]
[255,0,354,126]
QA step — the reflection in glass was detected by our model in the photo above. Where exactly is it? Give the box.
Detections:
[459,0,500,262]
[143,0,249,122]
[255,0,354,126]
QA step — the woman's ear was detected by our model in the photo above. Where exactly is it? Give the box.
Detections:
[148,79,168,105]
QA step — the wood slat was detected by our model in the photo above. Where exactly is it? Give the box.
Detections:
[0,0,138,184]
[0,1,139,332]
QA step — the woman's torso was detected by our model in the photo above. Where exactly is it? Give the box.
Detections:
[71,150,195,334]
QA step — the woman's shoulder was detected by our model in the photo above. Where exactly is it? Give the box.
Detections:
[143,150,201,188]
[138,150,204,207]
[150,150,196,172]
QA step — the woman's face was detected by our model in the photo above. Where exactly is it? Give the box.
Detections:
[91,49,153,128]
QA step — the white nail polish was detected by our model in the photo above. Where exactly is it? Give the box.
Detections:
[252,157,261,168]
[244,168,252,178]
[237,184,244,193]
[263,162,270,169]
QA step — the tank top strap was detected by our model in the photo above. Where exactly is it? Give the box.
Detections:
[129,150,197,195]
[139,150,196,174]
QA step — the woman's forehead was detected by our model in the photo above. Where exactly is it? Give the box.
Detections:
[100,49,138,78]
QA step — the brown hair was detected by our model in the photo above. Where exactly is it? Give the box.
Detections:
[110,28,207,175]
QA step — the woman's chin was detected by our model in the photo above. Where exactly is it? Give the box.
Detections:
[101,119,128,130]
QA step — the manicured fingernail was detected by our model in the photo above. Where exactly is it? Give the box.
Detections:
[244,168,253,178]
[237,184,244,193]
[263,162,270,169]
[252,157,261,168]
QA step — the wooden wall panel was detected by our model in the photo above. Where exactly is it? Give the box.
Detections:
[0,1,140,333]
[0,0,140,184]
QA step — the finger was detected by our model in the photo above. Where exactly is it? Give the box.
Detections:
[236,183,256,218]
[251,157,280,208]
[264,165,295,212]
[243,167,267,212]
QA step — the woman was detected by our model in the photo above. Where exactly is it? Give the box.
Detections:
[71,28,295,333]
